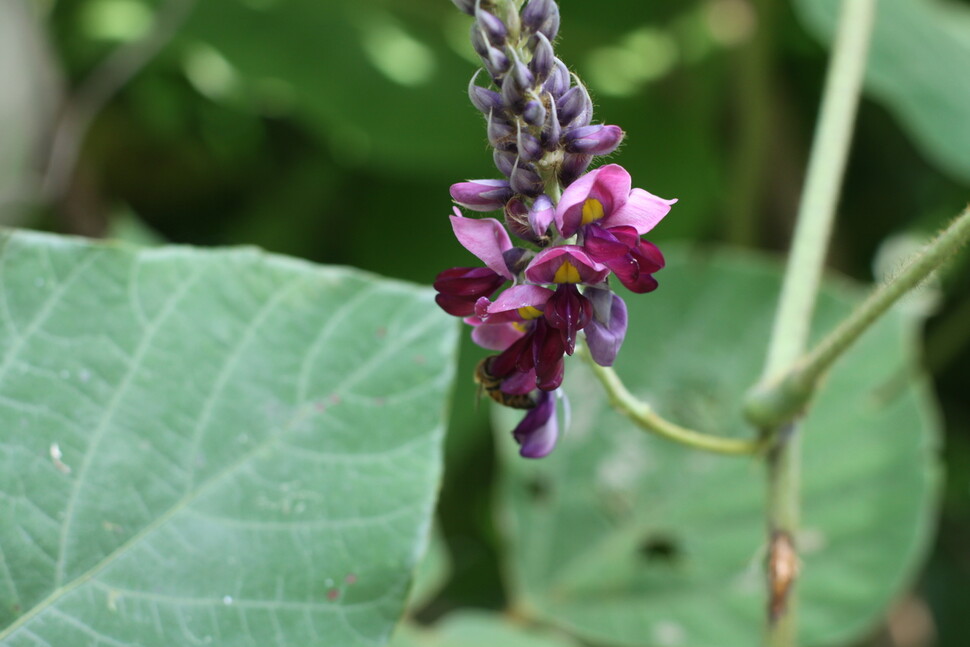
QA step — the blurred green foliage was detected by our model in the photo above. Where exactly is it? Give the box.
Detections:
[4,0,970,644]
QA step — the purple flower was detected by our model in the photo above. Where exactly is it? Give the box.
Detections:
[554,164,673,292]
[525,245,609,285]
[557,164,674,238]
[513,389,560,458]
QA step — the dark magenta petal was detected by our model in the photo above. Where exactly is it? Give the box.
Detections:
[533,320,565,391]
[434,267,506,316]
[584,292,628,367]
[583,225,630,262]
[603,225,640,249]
[544,284,592,355]
[634,239,665,273]
[513,390,559,458]
[619,242,664,294]
[492,332,535,378]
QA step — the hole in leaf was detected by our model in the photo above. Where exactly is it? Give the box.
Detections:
[638,533,681,564]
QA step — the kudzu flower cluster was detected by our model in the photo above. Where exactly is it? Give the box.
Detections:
[435,0,676,458]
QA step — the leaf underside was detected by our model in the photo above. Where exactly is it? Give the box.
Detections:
[0,230,458,646]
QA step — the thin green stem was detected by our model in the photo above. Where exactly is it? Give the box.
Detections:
[763,0,875,380]
[759,2,876,646]
[747,206,970,428]
[799,207,970,386]
[580,349,767,456]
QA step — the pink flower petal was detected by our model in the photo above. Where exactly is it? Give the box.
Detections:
[607,188,676,235]
[450,209,514,279]
[476,284,554,324]
[466,319,527,351]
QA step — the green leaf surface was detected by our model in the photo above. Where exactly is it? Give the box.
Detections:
[794,0,970,183]
[390,611,581,647]
[0,230,458,646]
[495,247,940,647]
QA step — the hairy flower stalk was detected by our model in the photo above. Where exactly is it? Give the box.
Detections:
[436,0,676,458]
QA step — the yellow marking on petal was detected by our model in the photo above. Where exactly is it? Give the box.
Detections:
[581,198,605,225]
[517,306,544,320]
[554,261,582,284]
[512,321,529,333]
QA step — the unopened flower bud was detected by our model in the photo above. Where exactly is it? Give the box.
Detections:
[528,194,556,240]
[474,8,508,46]
[557,83,593,127]
[488,112,516,151]
[529,32,555,81]
[501,71,527,110]
[504,197,534,243]
[522,100,547,127]
[564,124,624,155]
[493,150,517,177]
[484,46,511,79]
[541,98,562,150]
[468,71,504,114]
[503,247,532,275]
[583,288,628,367]
[517,126,544,162]
[522,0,560,41]
[450,179,514,211]
[470,23,490,57]
[543,59,570,98]
[559,153,593,186]
[511,57,535,91]
[510,162,544,197]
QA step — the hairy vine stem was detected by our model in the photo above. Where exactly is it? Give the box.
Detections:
[758,1,876,645]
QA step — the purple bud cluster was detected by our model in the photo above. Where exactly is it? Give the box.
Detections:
[436,0,677,458]
[459,0,621,196]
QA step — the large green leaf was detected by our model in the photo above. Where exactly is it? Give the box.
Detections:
[794,0,970,183]
[0,230,458,645]
[495,247,940,646]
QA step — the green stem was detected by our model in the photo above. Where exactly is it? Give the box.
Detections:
[580,349,767,456]
[798,206,970,383]
[760,1,876,645]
